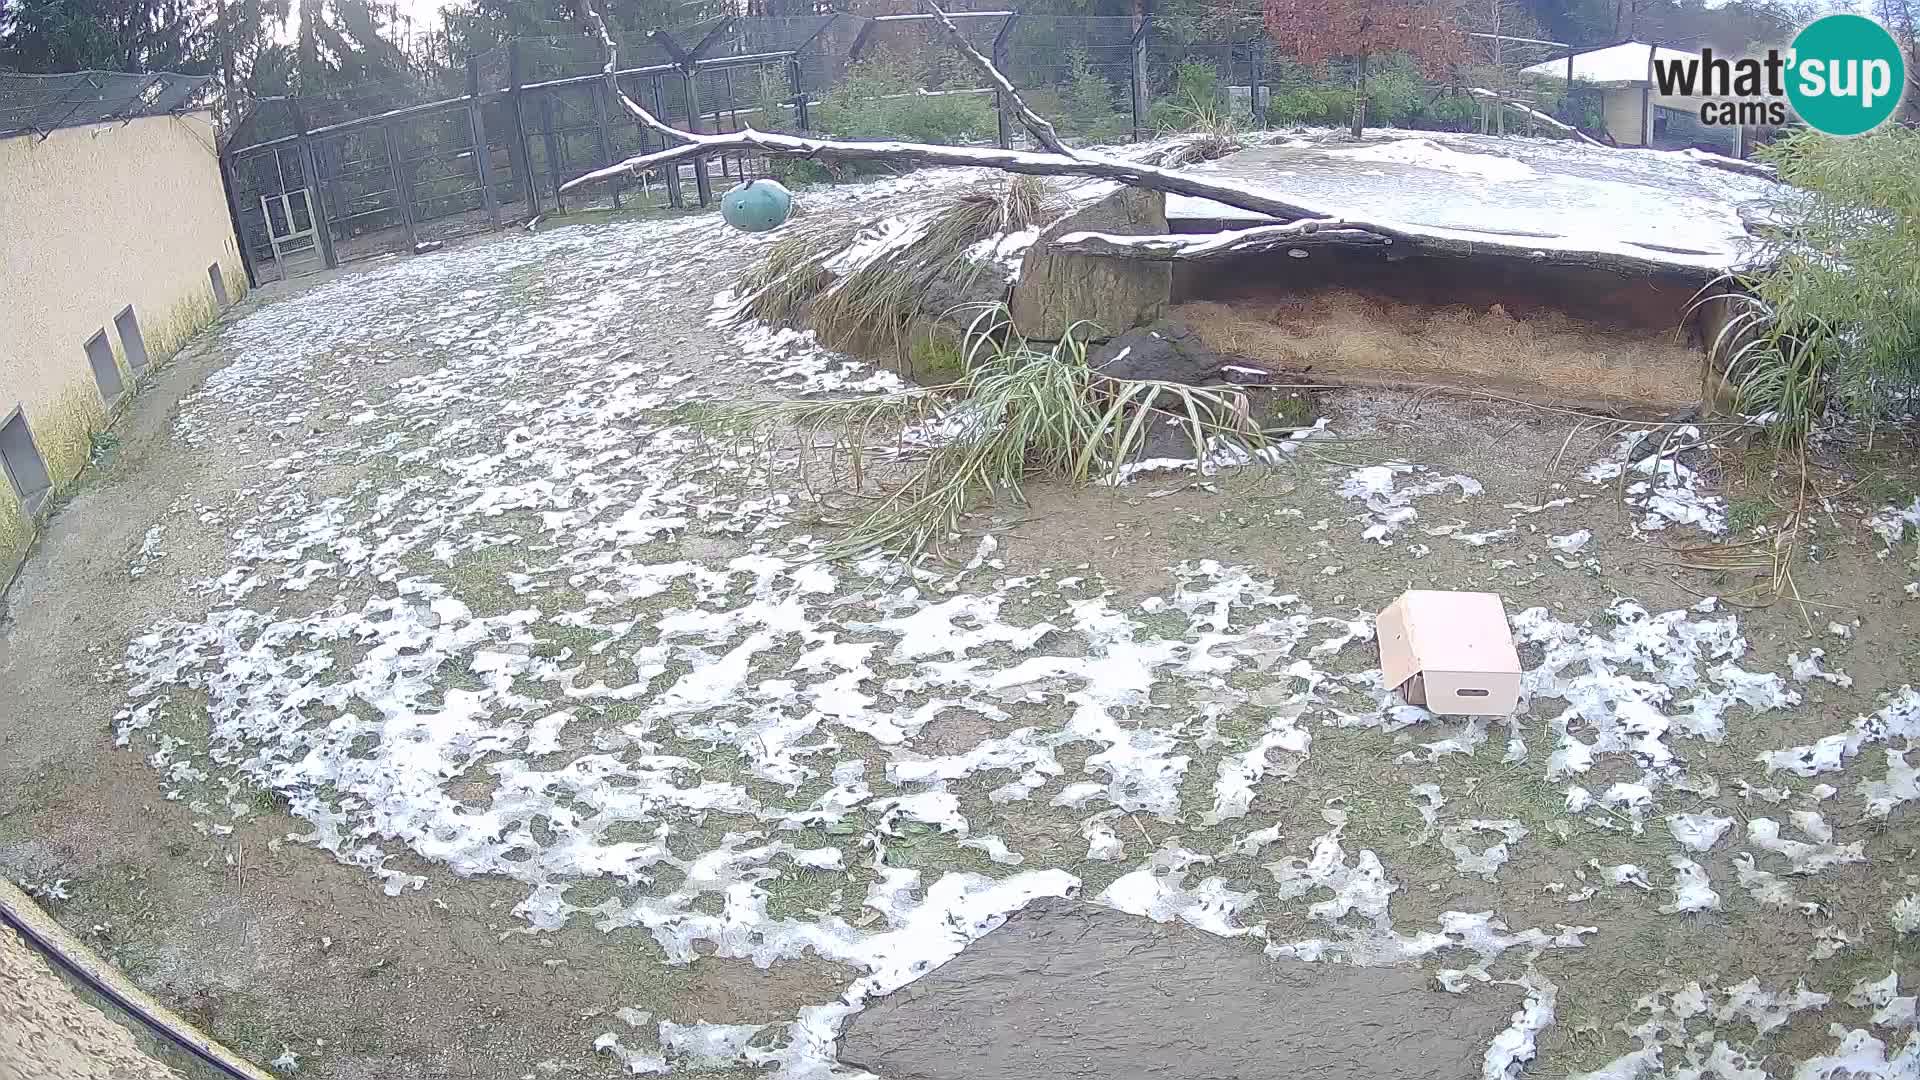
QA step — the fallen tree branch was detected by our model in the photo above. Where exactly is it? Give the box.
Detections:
[920,0,1074,158]
[1464,88,1776,183]
[1054,219,1389,259]
[559,128,1339,221]
[561,0,1336,223]
[1465,88,1604,147]
[1053,219,1725,280]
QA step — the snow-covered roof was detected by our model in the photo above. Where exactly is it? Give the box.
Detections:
[1520,42,1697,86]
[1164,129,1775,274]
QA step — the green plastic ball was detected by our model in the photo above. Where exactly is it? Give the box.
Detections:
[720,179,794,233]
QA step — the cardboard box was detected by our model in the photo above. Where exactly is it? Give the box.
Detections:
[1376,590,1522,716]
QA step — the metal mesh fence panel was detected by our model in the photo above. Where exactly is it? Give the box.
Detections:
[0,70,211,139]
[1001,15,1137,143]
[210,11,1626,283]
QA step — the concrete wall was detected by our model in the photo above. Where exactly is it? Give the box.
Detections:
[0,110,245,575]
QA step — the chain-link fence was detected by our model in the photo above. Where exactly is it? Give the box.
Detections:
[0,70,212,140]
[218,11,1615,285]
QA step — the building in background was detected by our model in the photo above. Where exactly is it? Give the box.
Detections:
[1522,42,1744,156]
[0,71,246,579]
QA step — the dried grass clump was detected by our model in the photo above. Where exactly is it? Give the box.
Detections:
[732,176,1065,357]
[699,306,1270,558]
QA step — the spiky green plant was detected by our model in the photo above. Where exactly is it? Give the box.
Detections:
[1144,60,1249,162]
[1699,290,1836,447]
[702,307,1270,558]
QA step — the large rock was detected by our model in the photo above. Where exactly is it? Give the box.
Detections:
[1010,187,1172,342]
[920,255,1014,329]
[838,899,1519,1080]
[1088,318,1238,384]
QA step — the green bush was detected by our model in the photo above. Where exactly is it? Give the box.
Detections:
[1265,85,1352,127]
[1059,50,1128,143]
[1364,55,1424,124]
[1725,128,1920,442]
[1024,52,1129,145]
[747,67,796,134]
[1415,92,1479,130]
[813,52,996,146]
[769,158,837,187]
[1260,53,1578,134]
[1147,59,1228,132]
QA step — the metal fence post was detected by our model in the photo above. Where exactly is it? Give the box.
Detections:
[383,122,420,250]
[217,147,260,289]
[538,90,566,212]
[787,10,840,130]
[720,66,736,179]
[1248,43,1263,123]
[992,13,1018,149]
[507,41,540,216]
[288,99,338,269]
[788,57,809,131]
[467,57,501,229]
[1641,42,1656,147]
[685,71,711,207]
[1130,19,1151,142]
[592,80,621,209]
[654,77,684,209]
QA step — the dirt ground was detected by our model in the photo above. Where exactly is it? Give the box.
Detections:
[2,170,1918,1080]
[839,898,1520,1079]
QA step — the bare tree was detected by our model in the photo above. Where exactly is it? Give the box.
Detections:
[1463,0,1540,136]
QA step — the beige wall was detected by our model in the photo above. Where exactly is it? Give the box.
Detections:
[1602,88,1650,146]
[0,109,245,571]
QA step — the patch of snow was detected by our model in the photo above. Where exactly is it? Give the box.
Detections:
[1658,855,1720,914]
[1548,529,1592,554]
[1328,138,1536,183]
[1665,813,1733,852]
[1337,462,1481,544]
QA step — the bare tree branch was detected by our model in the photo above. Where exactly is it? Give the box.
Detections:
[919,0,1076,158]
[577,0,692,148]
[1465,88,1603,147]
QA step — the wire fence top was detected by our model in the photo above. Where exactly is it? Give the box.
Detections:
[218,10,1637,161]
[0,70,213,140]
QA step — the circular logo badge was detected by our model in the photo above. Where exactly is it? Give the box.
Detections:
[1786,14,1907,136]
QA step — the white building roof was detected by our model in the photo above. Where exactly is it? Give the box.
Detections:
[1521,42,1698,87]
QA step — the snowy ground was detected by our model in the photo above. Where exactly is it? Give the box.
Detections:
[5,161,1920,1080]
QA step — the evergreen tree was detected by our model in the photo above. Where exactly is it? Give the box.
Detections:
[0,0,212,72]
